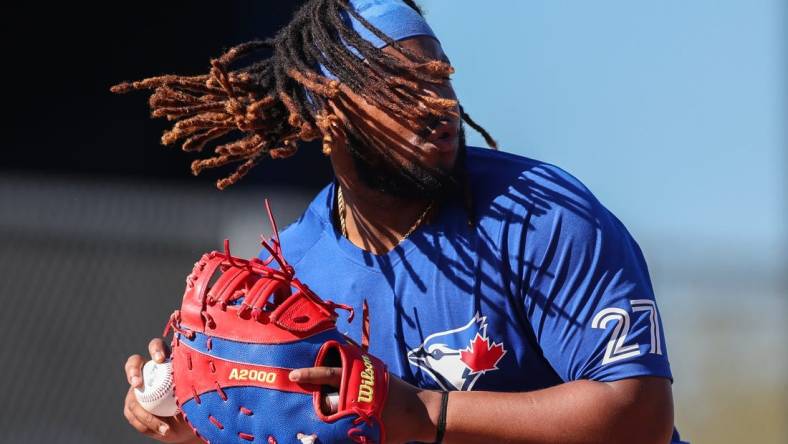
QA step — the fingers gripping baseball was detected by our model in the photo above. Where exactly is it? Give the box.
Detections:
[148,337,170,363]
[123,342,195,443]
[125,339,169,388]
[124,385,169,436]
[125,354,145,388]
[123,385,196,443]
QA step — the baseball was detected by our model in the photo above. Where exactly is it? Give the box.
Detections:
[134,359,178,417]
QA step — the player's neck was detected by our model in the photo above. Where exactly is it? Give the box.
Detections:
[334,177,433,255]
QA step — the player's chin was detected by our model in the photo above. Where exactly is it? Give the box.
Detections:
[417,138,460,171]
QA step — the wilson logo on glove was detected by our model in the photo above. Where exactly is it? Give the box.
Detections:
[163,201,389,444]
[357,356,375,403]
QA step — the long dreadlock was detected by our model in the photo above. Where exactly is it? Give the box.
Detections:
[111,0,496,190]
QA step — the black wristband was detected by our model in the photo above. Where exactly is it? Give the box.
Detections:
[434,390,449,444]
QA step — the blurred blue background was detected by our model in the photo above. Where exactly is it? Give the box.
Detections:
[0,1,783,442]
[422,0,787,442]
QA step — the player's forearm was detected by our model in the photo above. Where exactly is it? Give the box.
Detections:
[415,377,674,444]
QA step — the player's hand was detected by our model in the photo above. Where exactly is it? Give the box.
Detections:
[289,367,439,443]
[123,338,199,444]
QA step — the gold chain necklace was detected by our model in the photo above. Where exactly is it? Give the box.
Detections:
[336,186,434,244]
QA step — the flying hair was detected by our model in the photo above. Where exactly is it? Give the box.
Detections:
[111,0,496,189]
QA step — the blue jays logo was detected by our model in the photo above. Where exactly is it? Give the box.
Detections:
[407,313,507,391]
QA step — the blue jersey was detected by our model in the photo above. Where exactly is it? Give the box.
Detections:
[263,147,687,443]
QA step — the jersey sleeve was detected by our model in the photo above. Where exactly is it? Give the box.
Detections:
[521,165,673,383]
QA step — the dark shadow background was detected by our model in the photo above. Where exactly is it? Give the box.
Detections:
[0,1,331,187]
[0,2,330,443]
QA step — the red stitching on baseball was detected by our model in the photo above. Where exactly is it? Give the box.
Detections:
[240,406,253,416]
[239,432,255,441]
[209,360,216,373]
[267,436,277,444]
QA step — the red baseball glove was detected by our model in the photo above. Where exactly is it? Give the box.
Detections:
[164,201,388,444]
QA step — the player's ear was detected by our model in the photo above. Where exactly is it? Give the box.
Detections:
[317,108,348,156]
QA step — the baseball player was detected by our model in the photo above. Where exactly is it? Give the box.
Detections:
[120,0,688,442]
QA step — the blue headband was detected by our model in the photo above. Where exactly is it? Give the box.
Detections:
[345,0,438,49]
[319,0,439,78]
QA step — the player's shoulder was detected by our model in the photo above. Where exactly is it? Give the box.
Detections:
[269,185,333,266]
[466,146,605,225]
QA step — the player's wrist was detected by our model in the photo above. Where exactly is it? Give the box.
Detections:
[414,388,443,443]
[383,377,440,443]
